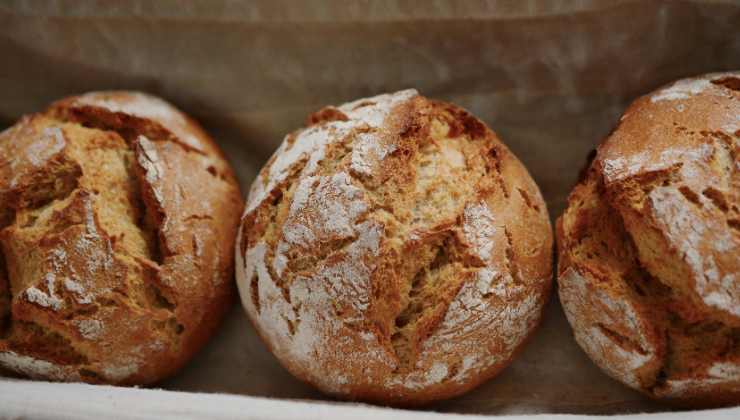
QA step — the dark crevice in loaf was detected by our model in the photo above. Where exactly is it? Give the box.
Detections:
[134,199,164,266]
[283,315,297,336]
[49,106,206,156]
[678,186,701,206]
[131,139,167,266]
[596,323,649,356]
[244,187,284,255]
[728,218,740,232]
[391,234,463,372]
[710,130,737,161]
[599,164,681,208]
[701,187,730,213]
[486,146,509,198]
[661,317,740,380]
[205,164,233,183]
[650,366,670,393]
[503,227,524,286]
[265,247,290,306]
[7,321,88,366]
[145,283,176,311]
[391,245,442,369]
[168,317,184,335]
[282,235,360,275]
[395,244,447,328]
[247,185,292,310]
[624,258,672,304]
[149,317,185,352]
[430,101,488,141]
[702,187,729,212]
[444,357,461,382]
[249,273,261,315]
[245,143,310,248]
[305,106,349,126]
[517,187,540,212]
[122,138,183,334]
[14,164,82,213]
[711,76,740,92]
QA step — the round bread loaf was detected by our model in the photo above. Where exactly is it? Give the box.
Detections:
[0,92,243,385]
[557,72,740,406]
[236,90,553,404]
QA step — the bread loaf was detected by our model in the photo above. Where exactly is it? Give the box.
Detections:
[0,92,243,385]
[237,90,553,404]
[557,72,740,406]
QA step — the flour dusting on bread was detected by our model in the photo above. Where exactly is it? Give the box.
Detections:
[0,91,242,385]
[558,72,740,405]
[237,90,552,404]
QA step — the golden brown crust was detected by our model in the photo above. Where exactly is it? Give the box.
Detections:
[558,72,740,406]
[236,90,553,405]
[0,91,243,385]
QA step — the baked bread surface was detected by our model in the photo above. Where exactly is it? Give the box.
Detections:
[558,72,740,406]
[237,90,553,404]
[0,92,243,385]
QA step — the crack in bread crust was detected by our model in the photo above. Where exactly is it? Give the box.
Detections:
[0,92,242,385]
[558,72,740,407]
[237,90,553,405]
[47,91,214,156]
[390,233,467,373]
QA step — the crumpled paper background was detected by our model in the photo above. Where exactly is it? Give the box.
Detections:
[1,0,739,415]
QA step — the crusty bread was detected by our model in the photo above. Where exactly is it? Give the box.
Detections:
[236,90,553,405]
[557,72,740,407]
[0,91,243,385]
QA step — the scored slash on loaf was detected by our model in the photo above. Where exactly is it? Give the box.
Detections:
[237,89,553,405]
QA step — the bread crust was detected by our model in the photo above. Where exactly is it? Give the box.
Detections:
[236,90,553,405]
[0,91,243,385]
[558,72,740,407]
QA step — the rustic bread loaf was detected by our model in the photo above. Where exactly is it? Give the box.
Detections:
[557,72,740,407]
[0,92,243,385]
[236,90,553,405]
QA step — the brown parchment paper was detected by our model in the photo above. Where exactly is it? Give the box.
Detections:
[1,0,739,415]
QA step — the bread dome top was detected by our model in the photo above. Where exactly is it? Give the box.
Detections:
[237,90,552,404]
[0,92,242,385]
[558,72,739,406]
